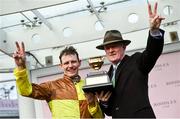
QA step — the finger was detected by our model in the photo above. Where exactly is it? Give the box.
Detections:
[105,91,111,95]
[15,41,20,51]
[153,2,158,15]
[14,51,21,58]
[155,15,164,24]
[106,92,112,99]
[13,53,18,59]
[21,42,25,54]
[152,15,159,24]
[103,93,111,101]
[159,16,165,20]
[99,91,103,98]
[13,51,17,57]
[97,91,104,100]
[158,18,165,25]
[148,3,152,16]
[95,92,99,98]
[104,91,111,98]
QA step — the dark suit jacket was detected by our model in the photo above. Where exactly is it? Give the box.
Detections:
[100,30,165,118]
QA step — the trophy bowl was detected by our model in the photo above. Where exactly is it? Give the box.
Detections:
[88,56,104,70]
[82,56,113,93]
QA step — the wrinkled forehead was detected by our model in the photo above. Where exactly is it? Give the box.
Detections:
[61,54,79,62]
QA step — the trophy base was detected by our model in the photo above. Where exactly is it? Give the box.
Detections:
[82,82,113,93]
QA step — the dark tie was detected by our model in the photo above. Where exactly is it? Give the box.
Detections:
[71,75,81,84]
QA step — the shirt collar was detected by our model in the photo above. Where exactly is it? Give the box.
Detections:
[64,74,81,83]
[112,60,121,69]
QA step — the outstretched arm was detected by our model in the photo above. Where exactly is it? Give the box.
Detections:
[13,42,32,96]
[139,2,165,74]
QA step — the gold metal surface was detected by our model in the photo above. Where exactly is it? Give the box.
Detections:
[88,56,104,70]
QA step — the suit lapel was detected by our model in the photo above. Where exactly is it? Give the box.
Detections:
[108,55,130,93]
[114,55,130,91]
[108,66,113,81]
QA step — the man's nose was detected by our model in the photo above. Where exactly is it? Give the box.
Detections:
[109,47,113,52]
[68,62,73,67]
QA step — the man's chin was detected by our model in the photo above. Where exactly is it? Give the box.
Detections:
[66,73,77,77]
[110,59,119,64]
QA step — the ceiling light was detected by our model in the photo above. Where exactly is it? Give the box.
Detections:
[20,17,42,29]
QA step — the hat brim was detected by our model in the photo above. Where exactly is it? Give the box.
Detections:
[96,40,131,50]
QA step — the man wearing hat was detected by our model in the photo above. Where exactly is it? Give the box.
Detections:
[96,2,165,118]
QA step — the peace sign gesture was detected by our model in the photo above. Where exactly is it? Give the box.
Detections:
[148,2,165,31]
[13,42,26,69]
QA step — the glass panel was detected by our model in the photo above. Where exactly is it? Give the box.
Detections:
[0,13,26,28]
[163,5,173,16]
[37,0,88,18]
[22,11,37,21]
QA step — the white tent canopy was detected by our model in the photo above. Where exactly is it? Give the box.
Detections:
[0,0,180,70]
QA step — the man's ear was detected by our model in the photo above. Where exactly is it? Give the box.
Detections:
[79,60,81,66]
[123,45,126,49]
[59,63,62,68]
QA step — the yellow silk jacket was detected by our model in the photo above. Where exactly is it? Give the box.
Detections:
[14,68,104,119]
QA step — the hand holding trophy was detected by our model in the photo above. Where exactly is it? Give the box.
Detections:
[82,56,113,93]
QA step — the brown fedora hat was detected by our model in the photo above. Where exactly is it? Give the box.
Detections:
[96,30,131,50]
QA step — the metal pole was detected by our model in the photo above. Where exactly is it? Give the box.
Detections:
[0,48,13,58]
[86,0,104,28]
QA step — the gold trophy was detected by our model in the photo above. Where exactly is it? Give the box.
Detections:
[82,56,113,93]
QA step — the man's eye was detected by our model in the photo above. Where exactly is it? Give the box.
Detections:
[64,62,69,65]
[72,61,77,63]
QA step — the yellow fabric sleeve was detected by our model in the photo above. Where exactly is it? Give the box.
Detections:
[88,101,104,118]
[13,68,32,96]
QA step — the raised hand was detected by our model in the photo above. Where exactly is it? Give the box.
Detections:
[148,2,165,31]
[13,42,26,69]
